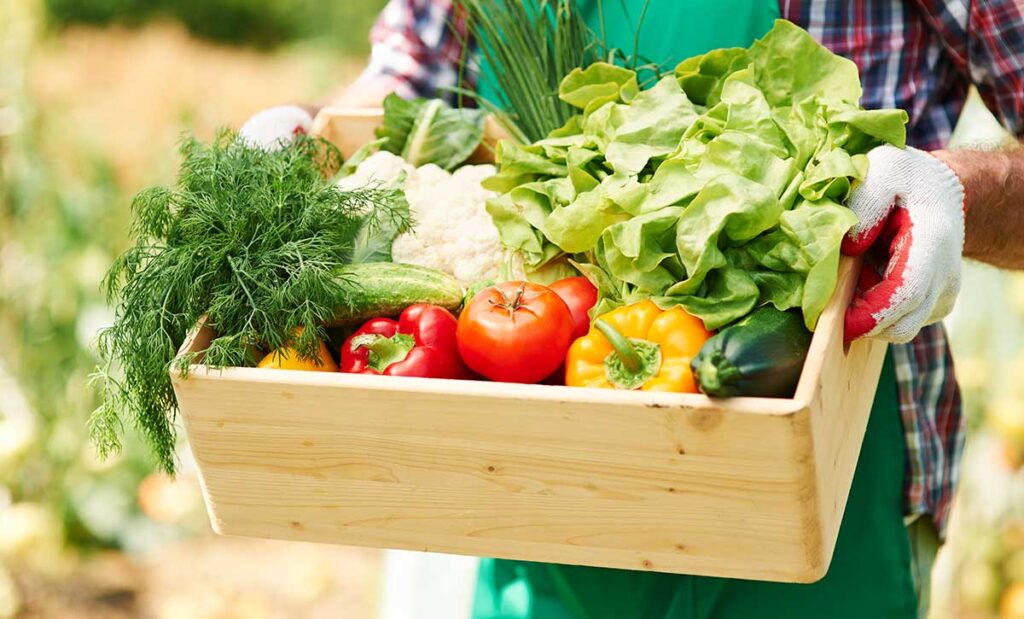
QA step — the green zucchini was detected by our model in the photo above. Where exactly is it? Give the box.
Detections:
[331,262,464,325]
[691,306,813,398]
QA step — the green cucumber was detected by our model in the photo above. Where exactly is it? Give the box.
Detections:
[464,278,496,306]
[691,306,813,398]
[331,262,464,325]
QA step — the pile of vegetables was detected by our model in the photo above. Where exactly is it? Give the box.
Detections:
[92,134,462,473]
[94,19,910,472]
[485,20,907,331]
[338,151,504,286]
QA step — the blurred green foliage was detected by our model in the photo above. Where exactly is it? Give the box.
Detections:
[2,1,199,555]
[0,104,181,551]
[42,0,387,52]
[4,0,381,557]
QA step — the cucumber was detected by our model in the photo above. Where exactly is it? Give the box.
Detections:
[464,278,496,306]
[691,306,813,398]
[331,262,464,325]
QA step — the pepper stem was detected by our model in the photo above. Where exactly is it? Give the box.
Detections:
[350,333,417,372]
[594,319,641,373]
[594,319,662,390]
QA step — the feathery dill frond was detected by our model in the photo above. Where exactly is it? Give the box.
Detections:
[92,131,408,473]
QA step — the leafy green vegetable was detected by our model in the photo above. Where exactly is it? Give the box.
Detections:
[560,63,639,114]
[487,19,908,330]
[749,23,862,107]
[674,47,751,106]
[603,75,697,175]
[349,209,407,263]
[376,94,486,170]
[92,132,409,473]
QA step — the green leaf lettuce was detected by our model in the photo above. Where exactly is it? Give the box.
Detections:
[486,19,907,330]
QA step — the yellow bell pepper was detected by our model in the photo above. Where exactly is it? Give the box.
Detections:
[257,328,338,372]
[257,340,337,371]
[565,300,711,392]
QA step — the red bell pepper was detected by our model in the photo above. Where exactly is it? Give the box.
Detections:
[340,304,470,379]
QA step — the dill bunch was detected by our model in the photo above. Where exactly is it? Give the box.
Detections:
[91,131,409,474]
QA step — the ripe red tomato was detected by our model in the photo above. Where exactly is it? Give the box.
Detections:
[456,281,574,383]
[548,276,598,341]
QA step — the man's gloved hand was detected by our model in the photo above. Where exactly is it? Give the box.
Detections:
[238,105,314,151]
[842,145,965,343]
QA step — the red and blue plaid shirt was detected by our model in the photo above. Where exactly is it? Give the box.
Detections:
[357,0,1024,533]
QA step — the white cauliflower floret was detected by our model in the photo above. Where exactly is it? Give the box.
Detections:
[340,151,504,286]
[336,151,411,192]
[394,163,503,285]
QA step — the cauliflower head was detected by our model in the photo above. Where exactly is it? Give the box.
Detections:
[339,151,504,286]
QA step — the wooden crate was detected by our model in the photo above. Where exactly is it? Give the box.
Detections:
[171,109,887,583]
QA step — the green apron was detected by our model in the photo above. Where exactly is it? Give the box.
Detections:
[472,2,917,617]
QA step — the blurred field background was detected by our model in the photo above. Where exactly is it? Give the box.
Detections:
[1,0,1023,617]
[1,1,385,617]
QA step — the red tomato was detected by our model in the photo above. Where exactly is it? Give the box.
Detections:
[548,276,598,341]
[457,281,573,383]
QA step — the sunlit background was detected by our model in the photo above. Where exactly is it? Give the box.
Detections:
[1,1,1022,617]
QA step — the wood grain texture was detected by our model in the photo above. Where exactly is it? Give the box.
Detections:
[171,110,885,582]
[796,259,888,574]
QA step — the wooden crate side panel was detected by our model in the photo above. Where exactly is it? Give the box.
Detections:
[794,257,888,578]
[174,370,819,580]
[207,478,815,582]
[309,108,382,159]
[806,336,887,573]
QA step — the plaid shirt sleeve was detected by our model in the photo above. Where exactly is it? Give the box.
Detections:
[354,0,471,102]
[914,0,1024,138]
[896,0,1024,534]
[891,325,963,533]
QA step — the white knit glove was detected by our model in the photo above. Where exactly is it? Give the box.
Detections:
[238,105,313,151]
[842,145,965,343]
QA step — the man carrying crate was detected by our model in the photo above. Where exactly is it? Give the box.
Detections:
[243,1,1024,617]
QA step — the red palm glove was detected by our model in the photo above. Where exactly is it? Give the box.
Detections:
[842,145,965,343]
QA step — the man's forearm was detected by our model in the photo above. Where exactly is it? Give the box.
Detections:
[933,145,1024,269]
